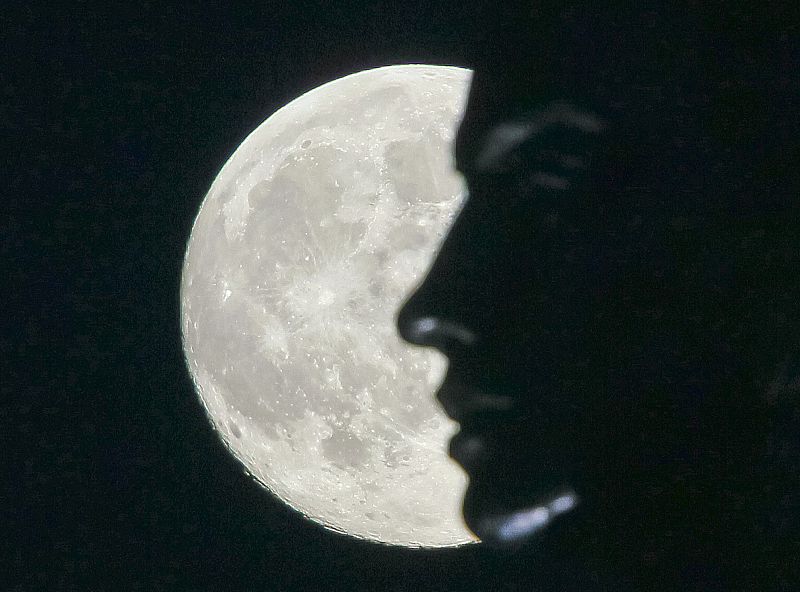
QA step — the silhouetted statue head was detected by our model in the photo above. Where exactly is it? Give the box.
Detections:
[397,6,799,589]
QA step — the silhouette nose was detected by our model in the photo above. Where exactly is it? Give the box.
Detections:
[396,307,478,353]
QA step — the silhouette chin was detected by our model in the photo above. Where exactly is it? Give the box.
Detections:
[463,480,580,550]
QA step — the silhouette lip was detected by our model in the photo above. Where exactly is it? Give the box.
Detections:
[449,429,490,472]
[435,374,515,424]
[436,373,518,472]
[448,410,520,473]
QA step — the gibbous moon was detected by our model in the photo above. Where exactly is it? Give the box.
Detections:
[180,64,476,547]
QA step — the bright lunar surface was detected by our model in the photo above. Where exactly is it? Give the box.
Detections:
[180,65,477,547]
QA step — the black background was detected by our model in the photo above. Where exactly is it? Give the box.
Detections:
[3,2,565,590]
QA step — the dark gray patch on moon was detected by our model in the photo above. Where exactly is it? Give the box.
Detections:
[229,421,242,438]
[321,427,369,469]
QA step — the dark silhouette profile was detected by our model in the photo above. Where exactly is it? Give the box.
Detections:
[397,6,799,590]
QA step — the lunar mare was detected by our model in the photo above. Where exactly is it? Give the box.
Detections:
[180,65,477,546]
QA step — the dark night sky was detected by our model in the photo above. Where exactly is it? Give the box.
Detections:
[4,3,569,590]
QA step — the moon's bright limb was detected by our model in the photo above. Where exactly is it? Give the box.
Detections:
[180,65,477,547]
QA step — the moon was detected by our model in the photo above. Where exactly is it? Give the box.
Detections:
[180,64,476,547]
